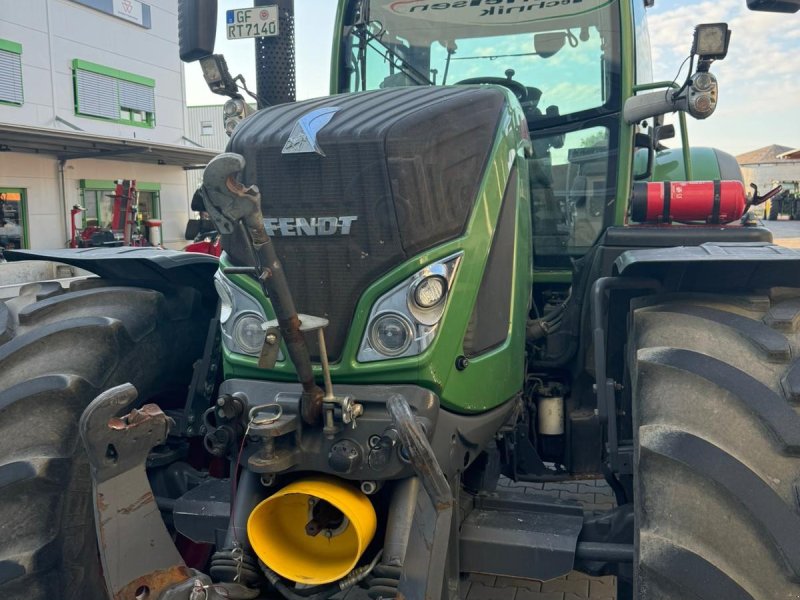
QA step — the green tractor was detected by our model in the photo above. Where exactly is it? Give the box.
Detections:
[3,1,800,599]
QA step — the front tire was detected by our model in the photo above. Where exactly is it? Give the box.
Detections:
[0,279,211,599]
[629,290,800,599]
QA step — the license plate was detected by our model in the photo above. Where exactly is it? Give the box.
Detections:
[226,6,279,40]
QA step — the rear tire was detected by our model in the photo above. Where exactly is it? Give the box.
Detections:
[0,279,211,600]
[630,290,800,599]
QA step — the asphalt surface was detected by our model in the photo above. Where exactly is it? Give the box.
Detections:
[765,218,800,246]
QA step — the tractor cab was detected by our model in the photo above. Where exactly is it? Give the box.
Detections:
[335,0,623,267]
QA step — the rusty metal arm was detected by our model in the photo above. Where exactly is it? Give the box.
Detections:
[202,153,323,425]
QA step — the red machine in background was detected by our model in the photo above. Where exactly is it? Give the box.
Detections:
[183,187,221,256]
[69,180,162,248]
[183,217,221,256]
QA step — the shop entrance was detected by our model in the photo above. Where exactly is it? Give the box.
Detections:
[0,188,28,250]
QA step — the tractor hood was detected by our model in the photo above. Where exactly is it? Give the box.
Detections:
[226,86,506,360]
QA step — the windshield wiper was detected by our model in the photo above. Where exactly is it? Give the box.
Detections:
[351,23,435,87]
[452,52,540,61]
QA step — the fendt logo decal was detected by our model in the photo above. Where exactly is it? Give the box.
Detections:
[384,0,611,23]
[264,216,358,236]
[282,107,341,156]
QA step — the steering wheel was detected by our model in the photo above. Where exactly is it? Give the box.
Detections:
[455,75,528,103]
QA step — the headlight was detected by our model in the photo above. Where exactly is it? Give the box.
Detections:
[215,270,281,359]
[224,97,246,117]
[358,253,462,362]
[411,275,447,310]
[232,312,267,355]
[370,313,413,356]
[224,117,239,136]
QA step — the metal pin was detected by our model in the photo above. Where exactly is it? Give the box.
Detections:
[317,329,335,402]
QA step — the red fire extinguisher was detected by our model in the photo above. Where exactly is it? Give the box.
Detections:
[631,180,751,224]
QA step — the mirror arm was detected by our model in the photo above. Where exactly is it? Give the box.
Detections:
[623,90,686,125]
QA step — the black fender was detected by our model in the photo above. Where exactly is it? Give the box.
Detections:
[4,247,219,298]
[614,242,800,291]
[593,242,800,476]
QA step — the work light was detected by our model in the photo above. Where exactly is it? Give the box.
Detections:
[692,23,730,60]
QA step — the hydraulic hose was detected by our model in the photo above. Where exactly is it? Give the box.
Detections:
[260,551,383,600]
[386,395,451,509]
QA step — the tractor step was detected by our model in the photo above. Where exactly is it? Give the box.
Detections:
[460,491,584,582]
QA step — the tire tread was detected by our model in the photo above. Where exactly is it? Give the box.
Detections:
[0,283,208,599]
[633,291,800,599]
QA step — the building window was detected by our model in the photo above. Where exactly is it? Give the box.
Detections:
[200,121,214,136]
[0,188,28,249]
[80,181,161,232]
[72,59,155,127]
[0,39,23,106]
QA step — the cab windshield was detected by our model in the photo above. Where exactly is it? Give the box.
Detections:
[349,0,620,116]
[343,0,622,265]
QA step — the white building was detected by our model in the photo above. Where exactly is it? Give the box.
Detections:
[0,0,216,251]
[185,104,230,195]
[737,144,800,197]
[184,103,260,195]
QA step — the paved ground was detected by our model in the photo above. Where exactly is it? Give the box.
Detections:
[460,478,618,600]
[765,218,800,247]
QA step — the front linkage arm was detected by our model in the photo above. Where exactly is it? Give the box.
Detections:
[201,152,324,425]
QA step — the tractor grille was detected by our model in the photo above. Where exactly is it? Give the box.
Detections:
[228,87,505,360]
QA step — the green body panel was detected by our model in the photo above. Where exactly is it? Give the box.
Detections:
[222,91,532,413]
[613,0,636,228]
[634,146,737,182]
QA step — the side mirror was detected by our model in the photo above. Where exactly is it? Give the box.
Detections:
[534,32,566,59]
[185,219,201,241]
[746,0,800,12]
[655,124,675,142]
[179,0,218,62]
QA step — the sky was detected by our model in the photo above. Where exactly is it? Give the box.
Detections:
[184,0,800,156]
